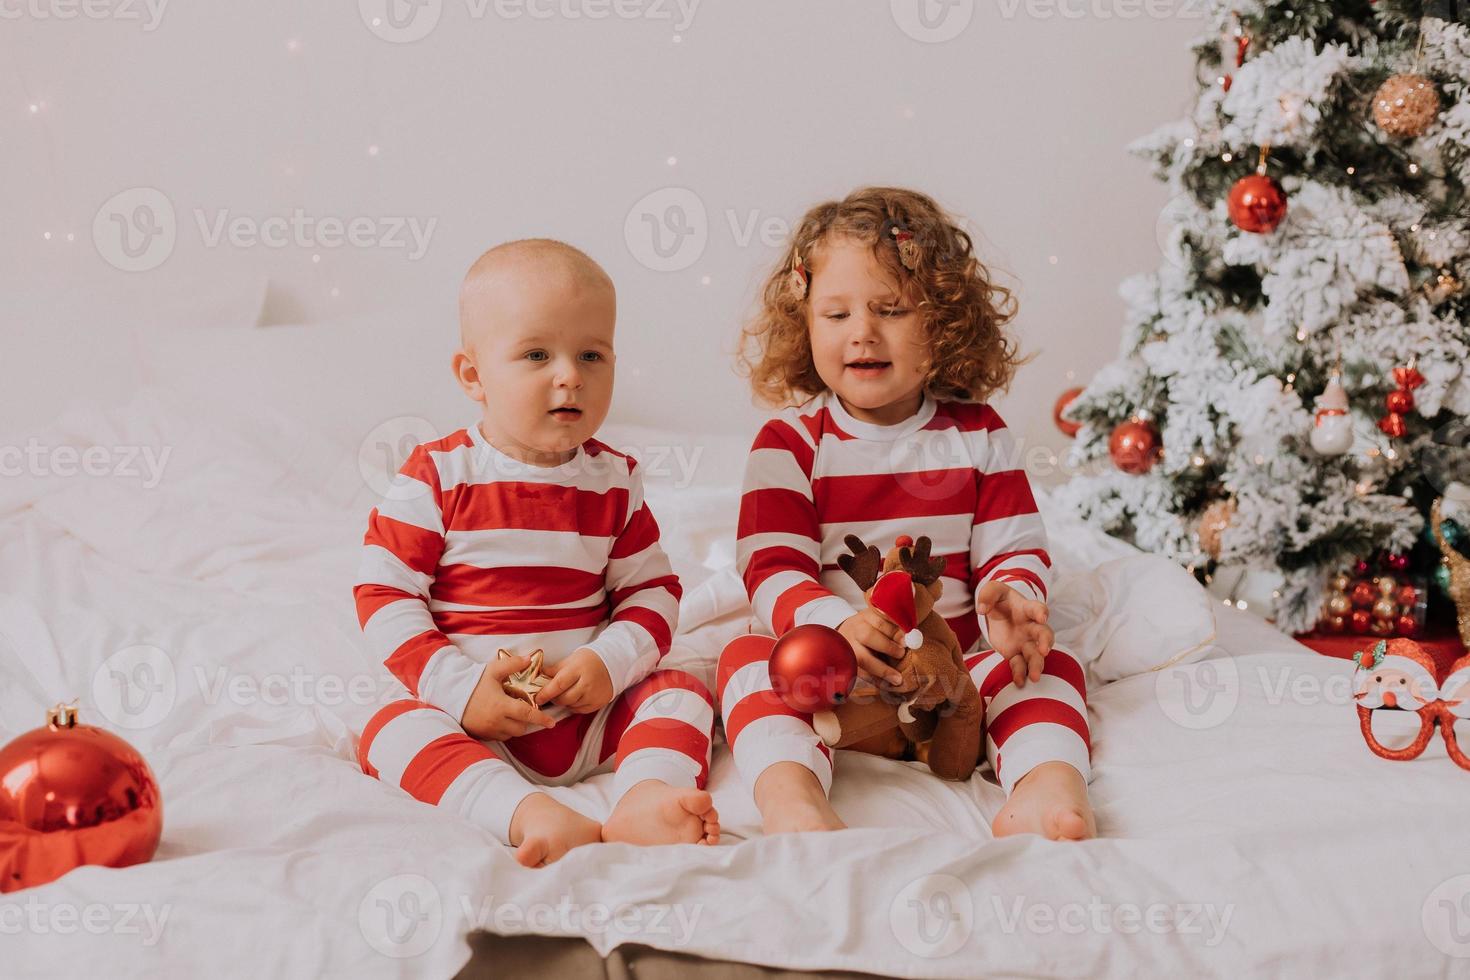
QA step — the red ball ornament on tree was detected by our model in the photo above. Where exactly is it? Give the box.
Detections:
[1053,387,1084,438]
[1350,581,1377,608]
[1109,418,1161,475]
[1378,413,1408,438]
[0,705,162,893]
[1350,609,1372,633]
[1228,173,1288,233]
[767,624,858,714]
[1385,389,1415,415]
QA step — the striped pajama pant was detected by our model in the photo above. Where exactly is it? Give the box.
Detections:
[718,635,1090,796]
[358,669,714,844]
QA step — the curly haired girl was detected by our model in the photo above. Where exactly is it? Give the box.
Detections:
[719,187,1095,840]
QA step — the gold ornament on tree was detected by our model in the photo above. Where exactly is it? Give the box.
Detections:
[1432,497,1470,647]
[1197,498,1236,559]
[1426,269,1462,304]
[1372,73,1441,139]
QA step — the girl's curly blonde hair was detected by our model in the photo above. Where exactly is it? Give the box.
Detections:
[737,186,1025,408]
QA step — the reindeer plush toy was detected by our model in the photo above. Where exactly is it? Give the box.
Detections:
[810,534,985,781]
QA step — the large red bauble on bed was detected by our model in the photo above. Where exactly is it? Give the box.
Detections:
[768,624,858,713]
[0,704,163,892]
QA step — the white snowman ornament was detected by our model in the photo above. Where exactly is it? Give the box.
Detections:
[1310,374,1353,456]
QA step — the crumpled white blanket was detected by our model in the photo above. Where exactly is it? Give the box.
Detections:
[3,388,1467,979]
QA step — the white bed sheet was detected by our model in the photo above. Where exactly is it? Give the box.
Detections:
[3,389,1469,979]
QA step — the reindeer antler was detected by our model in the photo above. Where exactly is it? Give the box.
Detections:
[898,535,945,586]
[837,534,883,591]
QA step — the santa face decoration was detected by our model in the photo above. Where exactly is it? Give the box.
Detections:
[1352,639,1470,767]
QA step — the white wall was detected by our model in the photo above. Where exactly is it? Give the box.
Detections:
[3,0,1204,457]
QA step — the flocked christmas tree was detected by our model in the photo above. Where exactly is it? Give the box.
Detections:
[1055,0,1470,634]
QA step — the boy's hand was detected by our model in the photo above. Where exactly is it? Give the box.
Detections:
[462,655,559,740]
[535,648,614,714]
[976,582,1053,686]
[837,609,905,688]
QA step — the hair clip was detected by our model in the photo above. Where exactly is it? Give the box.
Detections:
[889,224,920,271]
[787,250,810,300]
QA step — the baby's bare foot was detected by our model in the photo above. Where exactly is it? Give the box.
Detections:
[602,780,720,846]
[508,792,603,867]
[991,761,1096,841]
[754,761,846,834]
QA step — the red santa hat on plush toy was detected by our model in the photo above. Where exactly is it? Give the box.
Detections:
[869,536,925,650]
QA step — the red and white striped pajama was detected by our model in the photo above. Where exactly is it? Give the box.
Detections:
[720,391,1091,796]
[354,424,712,844]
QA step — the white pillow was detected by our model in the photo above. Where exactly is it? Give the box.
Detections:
[1048,554,1219,684]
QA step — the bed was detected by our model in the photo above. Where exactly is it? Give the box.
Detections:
[4,324,1469,979]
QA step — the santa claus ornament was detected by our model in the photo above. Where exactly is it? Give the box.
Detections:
[0,704,163,892]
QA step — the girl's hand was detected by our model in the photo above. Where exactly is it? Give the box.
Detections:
[975,582,1053,687]
[535,648,614,714]
[837,609,905,688]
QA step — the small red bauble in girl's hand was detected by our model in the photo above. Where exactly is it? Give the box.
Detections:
[768,624,858,713]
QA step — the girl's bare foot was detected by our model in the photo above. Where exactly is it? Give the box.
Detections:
[991,761,1096,841]
[507,792,603,867]
[754,761,846,834]
[602,780,721,846]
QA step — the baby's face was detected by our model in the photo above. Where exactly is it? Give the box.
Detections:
[806,238,929,419]
[458,272,616,464]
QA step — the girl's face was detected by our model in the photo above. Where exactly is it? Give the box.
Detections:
[806,237,929,425]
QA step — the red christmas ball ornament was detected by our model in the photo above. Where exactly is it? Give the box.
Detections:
[768,625,857,713]
[1228,173,1288,233]
[1385,552,1411,573]
[1353,559,1371,576]
[1393,365,1426,391]
[1350,609,1372,633]
[1385,389,1414,415]
[1395,582,1418,606]
[1053,387,1084,438]
[1396,614,1421,637]
[1378,413,1408,438]
[1350,581,1377,608]
[0,705,162,893]
[1109,418,1162,475]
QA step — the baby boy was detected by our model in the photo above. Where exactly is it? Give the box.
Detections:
[355,240,719,867]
